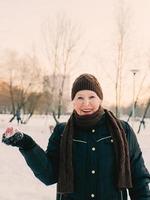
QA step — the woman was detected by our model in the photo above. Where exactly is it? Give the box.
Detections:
[2,74,150,200]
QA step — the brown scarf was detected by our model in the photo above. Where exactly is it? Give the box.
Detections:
[105,110,132,189]
[57,108,132,194]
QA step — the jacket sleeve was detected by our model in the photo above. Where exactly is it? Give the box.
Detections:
[19,123,64,186]
[125,122,150,200]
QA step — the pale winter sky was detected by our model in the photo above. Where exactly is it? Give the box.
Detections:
[0,0,150,107]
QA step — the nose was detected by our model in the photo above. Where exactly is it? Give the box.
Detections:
[83,99,90,106]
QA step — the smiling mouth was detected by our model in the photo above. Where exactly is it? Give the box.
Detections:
[82,110,93,113]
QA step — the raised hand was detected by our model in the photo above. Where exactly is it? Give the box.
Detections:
[1,125,36,150]
[2,126,23,146]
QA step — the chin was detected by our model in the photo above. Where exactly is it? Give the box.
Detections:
[80,111,94,116]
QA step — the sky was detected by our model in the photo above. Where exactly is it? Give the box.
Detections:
[0,0,150,107]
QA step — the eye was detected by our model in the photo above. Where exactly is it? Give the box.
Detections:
[89,96,95,99]
[77,96,84,100]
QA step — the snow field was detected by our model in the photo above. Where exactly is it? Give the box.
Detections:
[0,115,149,200]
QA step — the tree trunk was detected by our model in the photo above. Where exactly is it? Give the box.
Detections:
[137,98,150,134]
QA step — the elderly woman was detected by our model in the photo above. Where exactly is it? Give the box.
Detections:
[2,74,150,200]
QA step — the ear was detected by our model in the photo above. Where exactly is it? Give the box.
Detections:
[72,99,76,107]
[98,98,102,105]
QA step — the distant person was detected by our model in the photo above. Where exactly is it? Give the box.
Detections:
[16,110,21,125]
[2,73,150,200]
[141,119,146,129]
[49,124,54,134]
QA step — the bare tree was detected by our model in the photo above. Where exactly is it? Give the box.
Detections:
[2,50,42,122]
[42,15,84,119]
[114,0,131,117]
[22,92,41,124]
[127,72,147,122]
[137,98,150,133]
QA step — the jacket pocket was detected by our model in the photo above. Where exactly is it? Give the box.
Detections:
[96,135,114,158]
[96,136,116,178]
[96,135,112,143]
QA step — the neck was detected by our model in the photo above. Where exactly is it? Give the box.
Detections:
[73,106,104,129]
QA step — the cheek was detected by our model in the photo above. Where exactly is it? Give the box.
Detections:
[73,102,81,111]
[93,100,101,109]
[73,105,82,115]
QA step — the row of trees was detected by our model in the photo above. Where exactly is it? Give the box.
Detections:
[0,15,84,123]
[0,78,149,116]
[0,50,74,122]
[0,79,68,112]
[0,8,150,124]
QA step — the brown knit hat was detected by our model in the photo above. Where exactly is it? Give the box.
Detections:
[71,73,103,100]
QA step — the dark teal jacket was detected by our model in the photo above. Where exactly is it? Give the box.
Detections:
[20,115,150,200]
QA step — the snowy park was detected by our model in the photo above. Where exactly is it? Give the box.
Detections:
[0,114,150,200]
[1,0,150,199]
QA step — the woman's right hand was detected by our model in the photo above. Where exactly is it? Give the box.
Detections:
[2,126,24,147]
[2,126,36,150]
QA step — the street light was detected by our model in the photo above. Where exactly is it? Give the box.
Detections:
[130,69,139,127]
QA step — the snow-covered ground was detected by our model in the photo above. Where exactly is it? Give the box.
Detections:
[0,114,149,200]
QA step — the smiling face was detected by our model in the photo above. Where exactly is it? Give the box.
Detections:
[73,90,102,116]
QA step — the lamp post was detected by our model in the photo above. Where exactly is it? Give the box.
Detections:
[130,69,139,128]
